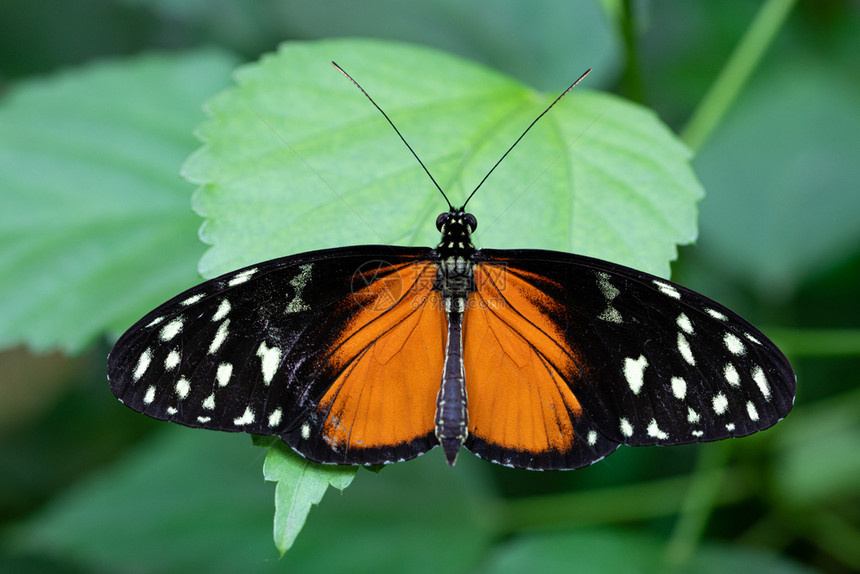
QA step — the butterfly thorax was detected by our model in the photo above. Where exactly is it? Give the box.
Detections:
[433,210,478,309]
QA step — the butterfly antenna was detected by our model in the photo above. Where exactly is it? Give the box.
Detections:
[332,62,454,211]
[461,68,592,210]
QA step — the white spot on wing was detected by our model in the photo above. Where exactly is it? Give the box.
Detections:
[744,332,762,345]
[166,406,177,415]
[752,366,771,400]
[726,423,736,431]
[596,272,620,300]
[202,394,215,410]
[692,430,704,437]
[724,332,746,356]
[677,333,695,365]
[159,318,184,342]
[724,363,740,387]
[671,377,687,400]
[268,408,283,427]
[133,349,152,381]
[164,349,180,371]
[647,419,669,440]
[175,377,190,400]
[143,385,156,405]
[676,313,694,334]
[197,416,211,423]
[145,316,165,328]
[285,263,313,313]
[228,268,257,287]
[256,342,282,385]
[623,355,648,394]
[208,319,230,354]
[598,307,623,323]
[712,392,729,415]
[301,422,311,440]
[620,417,634,437]
[747,401,759,421]
[180,293,204,306]
[216,362,232,387]
[653,280,681,299]
[212,299,231,322]
[587,430,597,446]
[706,308,728,321]
[234,407,255,426]
[687,407,700,423]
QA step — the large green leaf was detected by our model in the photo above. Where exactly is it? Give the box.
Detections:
[479,529,815,574]
[12,427,496,574]
[11,429,282,573]
[0,49,238,352]
[184,38,703,281]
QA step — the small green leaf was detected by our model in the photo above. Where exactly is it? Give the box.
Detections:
[0,49,238,352]
[184,38,702,280]
[262,441,356,555]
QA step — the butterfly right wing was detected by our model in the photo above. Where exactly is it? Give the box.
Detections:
[461,249,795,470]
[107,245,446,465]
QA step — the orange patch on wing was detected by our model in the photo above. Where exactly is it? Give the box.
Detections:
[464,263,584,454]
[319,262,445,451]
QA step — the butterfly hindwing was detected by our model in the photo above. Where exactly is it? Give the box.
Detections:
[462,249,795,469]
[107,245,444,465]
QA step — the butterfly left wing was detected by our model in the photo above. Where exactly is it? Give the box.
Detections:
[462,249,795,470]
[108,245,447,465]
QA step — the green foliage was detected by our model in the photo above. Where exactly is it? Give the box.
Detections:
[184,38,700,280]
[1,1,859,573]
[0,49,238,352]
[263,441,356,554]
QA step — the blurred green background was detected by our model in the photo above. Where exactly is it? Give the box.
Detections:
[1,1,859,573]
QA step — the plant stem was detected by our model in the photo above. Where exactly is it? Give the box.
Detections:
[663,444,729,566]
[681,0,797,152]
[618,0,646,104]
[500,461,753,533]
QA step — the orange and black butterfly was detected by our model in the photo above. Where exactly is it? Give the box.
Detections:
[108,66,795,470]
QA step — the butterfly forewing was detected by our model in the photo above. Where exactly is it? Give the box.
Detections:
[107,245,436,463]
[474,249,795,456]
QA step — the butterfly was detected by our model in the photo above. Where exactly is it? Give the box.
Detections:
[107,65,795,470]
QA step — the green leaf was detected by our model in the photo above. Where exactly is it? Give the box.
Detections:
[184,38,702,280]
[262,441,356,555]
[773,389,860,505]
[12,427,496,574]
[478,529,815,574]
[12,429,282,574]
[0,49,238,352]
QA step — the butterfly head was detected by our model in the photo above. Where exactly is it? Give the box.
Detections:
[435,210,477,256]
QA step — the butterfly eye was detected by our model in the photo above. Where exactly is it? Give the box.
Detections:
[464,213,477,232]
[436,213,449,231]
